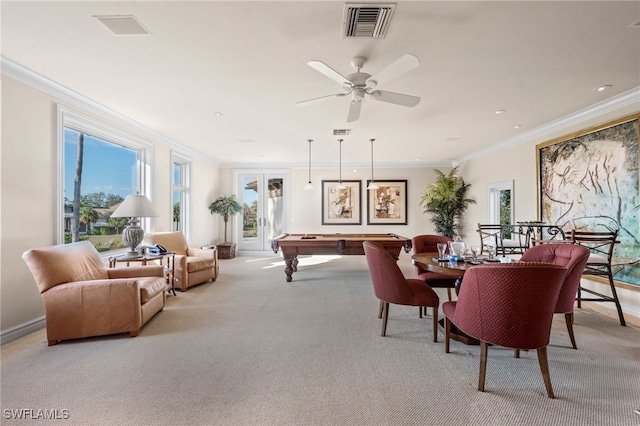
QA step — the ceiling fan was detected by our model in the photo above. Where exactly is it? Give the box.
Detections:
[296,53,421,122]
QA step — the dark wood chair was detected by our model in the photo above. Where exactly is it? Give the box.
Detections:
[566,230,626,326]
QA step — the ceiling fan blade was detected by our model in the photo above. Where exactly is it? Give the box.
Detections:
[347,101,362,122]
[366,54,420,87]
[296,93,346,106]
[369,90,420,107]
[307,60,351,86]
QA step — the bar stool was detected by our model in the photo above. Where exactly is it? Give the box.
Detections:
[567,229,626,326]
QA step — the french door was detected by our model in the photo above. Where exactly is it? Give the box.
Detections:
[234,171,289,251]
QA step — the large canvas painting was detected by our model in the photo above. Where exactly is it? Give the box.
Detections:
[537,114,639,286]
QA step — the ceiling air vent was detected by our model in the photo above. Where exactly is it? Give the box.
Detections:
[342,3,396,38]
[333,129,352,136]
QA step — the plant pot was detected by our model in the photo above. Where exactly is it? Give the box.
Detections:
[217,242,236,259]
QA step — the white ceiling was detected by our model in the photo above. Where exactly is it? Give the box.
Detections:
[2,1,639,168]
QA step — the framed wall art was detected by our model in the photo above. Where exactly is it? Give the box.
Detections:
[366,180,408,225]
[537,113,639,286]
[321,180,361,225]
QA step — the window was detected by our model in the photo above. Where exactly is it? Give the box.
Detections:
[58,106,152,253]
[488,180,514,237]
[172,154,191,237]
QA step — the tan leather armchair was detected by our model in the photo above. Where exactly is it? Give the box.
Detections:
[22,241,166,346]
[144,232,218,292]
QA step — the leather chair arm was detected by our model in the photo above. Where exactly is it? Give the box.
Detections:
[187,248,217,258]
[107,265,164,278]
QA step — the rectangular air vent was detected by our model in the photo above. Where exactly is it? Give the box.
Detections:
[333,129,352,136]
[342,3,396,38]
[94,15,151,35]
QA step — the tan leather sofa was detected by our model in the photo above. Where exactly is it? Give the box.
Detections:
[144,231,218,292]
[22,241,166,346]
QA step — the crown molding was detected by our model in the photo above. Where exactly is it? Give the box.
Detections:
[452,87,640,167]
[1,56,218,166]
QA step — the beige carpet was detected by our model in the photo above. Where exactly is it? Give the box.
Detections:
[2,253,639,426]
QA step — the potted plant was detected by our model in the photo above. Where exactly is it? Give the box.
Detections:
[419,167,475,238]
[208,194,243,259]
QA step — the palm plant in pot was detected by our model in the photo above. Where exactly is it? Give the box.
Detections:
[208,194,243,259]
[419,167,475,239]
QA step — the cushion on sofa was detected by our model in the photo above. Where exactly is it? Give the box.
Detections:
[187,257,216,273]
[139,277,166,303]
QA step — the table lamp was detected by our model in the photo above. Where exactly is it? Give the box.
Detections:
[111,192,159,259]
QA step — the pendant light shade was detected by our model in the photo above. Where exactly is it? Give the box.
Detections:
[304,139,314,190]
[336,138,346,190]
[367,138,379,190]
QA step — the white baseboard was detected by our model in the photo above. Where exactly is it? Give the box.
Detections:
[1,316,45,345]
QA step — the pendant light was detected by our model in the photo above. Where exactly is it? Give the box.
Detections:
[367,138,379,190]
[335,139,346,190]
[304,139,314,190]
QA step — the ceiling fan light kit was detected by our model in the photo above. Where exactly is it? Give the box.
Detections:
[297,53,421,122]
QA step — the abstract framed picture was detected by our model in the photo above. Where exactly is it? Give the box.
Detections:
[537,113,639,286]
[321,180,361,225]
[366,180,408,225]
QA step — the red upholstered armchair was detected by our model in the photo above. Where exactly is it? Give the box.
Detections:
[411,234,457,301]
[442,262,568,398]
[520,243,590,349]
[363,241,440,342]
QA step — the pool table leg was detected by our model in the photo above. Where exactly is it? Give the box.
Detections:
[284,257,297,282]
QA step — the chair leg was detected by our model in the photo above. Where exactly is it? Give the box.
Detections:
[514,349,520,358]
[432,306,438,343]
[444,317,451,353]
[478,341,488,392]
[446,287,452,301]
[606,270,626,326]
[419,306,423,319]
[537,346,555,399]
[565,312,577,349]
[381,302,389,337]
[378,300,384,318]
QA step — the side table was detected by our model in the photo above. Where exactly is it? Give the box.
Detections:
[108,252,177,296]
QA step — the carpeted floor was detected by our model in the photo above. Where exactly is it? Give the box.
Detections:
[2,253,639,425]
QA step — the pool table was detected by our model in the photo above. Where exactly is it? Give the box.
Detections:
[271,233,412,282]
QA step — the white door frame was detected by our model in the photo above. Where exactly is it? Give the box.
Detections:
[233,169,290,251]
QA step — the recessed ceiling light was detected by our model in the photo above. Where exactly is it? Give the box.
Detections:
[514,124,522,129]
[214,112,223,117]
[597,85,612,92]
[495,109,506,115]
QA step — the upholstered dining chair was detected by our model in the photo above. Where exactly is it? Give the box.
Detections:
[520,243,590,349]
[442,262,568,398]
[411,234,457,301]
[363,241,440,342]
[144,231,218,292]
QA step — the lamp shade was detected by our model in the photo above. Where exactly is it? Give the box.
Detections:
[111,193,159,218]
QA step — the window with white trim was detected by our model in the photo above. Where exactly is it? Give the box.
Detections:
[58,106,153,253]
[172,153,191,237]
